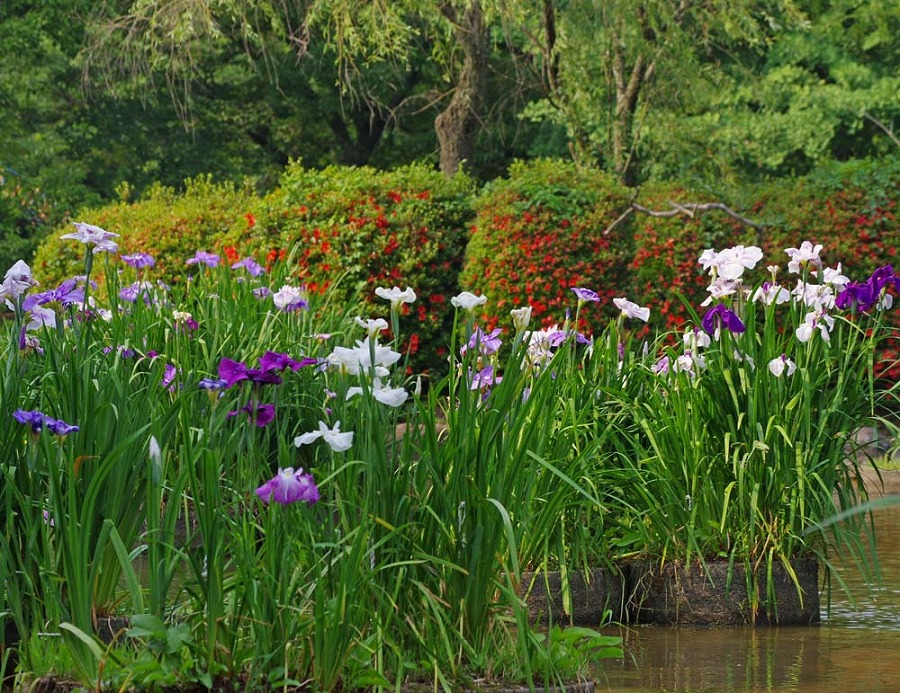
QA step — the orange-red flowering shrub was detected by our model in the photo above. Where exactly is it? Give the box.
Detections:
[235,162,474,376]
[460,159,632,334]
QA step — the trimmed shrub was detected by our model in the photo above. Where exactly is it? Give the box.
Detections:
[228,161,475,376]
[622,159,899,379]
[460,159,632,333]
[31,176,260,286]
[757,159,900,381]
[756,159,899,276]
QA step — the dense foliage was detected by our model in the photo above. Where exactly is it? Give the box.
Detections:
[3,0,899,274]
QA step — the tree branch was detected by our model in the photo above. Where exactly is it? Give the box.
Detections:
[604,200,765,235]
[864,111,900,150]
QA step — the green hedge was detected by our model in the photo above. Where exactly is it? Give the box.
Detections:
[32,176,260,285]
[31,157,898,377]
[460,159,632,334]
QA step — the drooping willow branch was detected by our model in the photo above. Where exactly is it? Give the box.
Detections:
[603,200,765,236]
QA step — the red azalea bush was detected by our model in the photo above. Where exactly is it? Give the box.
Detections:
[623,159,899,380]
[31,176,260,286]
[460,159,632,334]
[235,162,475,376]
[757,159,899,277]
[756,159,900,382]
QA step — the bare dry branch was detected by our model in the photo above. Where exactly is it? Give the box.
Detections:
[864,112,900,150]
[604,200,764,235]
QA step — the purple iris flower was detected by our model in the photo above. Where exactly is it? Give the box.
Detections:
[835,282,878,312]
[228,402,276,427]
[121,252,156,269]
[255,467,319,505]
[571,287,601,303]
[258,351,317,373]
[219,352,316,389]
[469,365,501,390]
[44,417,80,436]
[217,358,283,388]
[701,304,746,335]
[23,279,85,311]
[653,355,670,375]
[162,364,178,389]
[13,409,46,432]
[231,256,265,277]
[198,377,229,391]
[119,282,155,304]
[546,330,568,348]
[253,286,271,299]
[836,265,898,312]
[186,251,221,268]
[464,327,503,356]
[218,358,251,387]
[103,345,137,359]
[13,409,78,437]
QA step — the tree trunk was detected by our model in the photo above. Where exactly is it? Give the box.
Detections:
[611,30,655,186]
[435,1,489,177]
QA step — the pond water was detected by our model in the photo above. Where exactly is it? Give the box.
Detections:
[595,496,900,693]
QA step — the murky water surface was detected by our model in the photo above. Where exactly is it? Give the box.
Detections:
[595,501,900,693]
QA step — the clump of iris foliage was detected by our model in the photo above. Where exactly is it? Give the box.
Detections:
[0,223,622,691]
[609,243,899,614]
[1,223,897,690]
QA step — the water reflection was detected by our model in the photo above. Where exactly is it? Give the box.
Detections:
[595,501,900,693]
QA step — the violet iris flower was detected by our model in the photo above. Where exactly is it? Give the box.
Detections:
[162,364,178,389]
[119,282,155,304]
[103,345,136,359]
[464,327,503,356]
[13,409,46,432]
[121,252,156,269]
[571,287,601,303]
[701,304,746,335]
[219,352,316,388]
[186,251,221,268]
[218,358,282,388]
[199,377,228,391]
[228,402,276,427]
[23,279,84,310]
[231,256,265,277]
[469,365,501,390]
[13,409,79,436]
[219,358,282,387]
[258,351,317,373]
[45,417,80,436]
[836,265,898,312]
[255,467,319,505]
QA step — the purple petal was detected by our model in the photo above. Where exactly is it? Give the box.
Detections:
[218,358,249,388]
